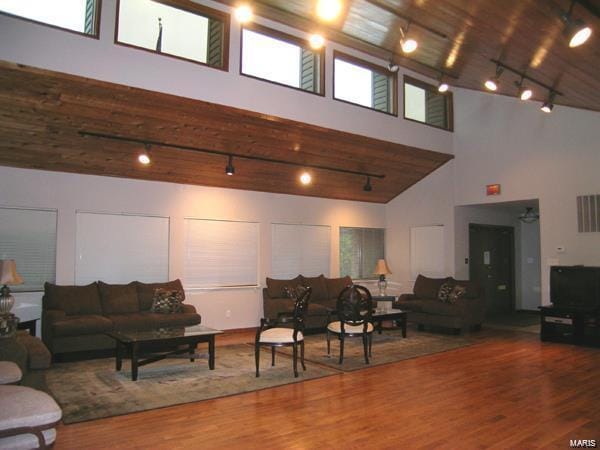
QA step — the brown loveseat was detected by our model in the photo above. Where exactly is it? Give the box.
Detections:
[263,275,352,330]
[42,280,200,357]
[393,274,485,333]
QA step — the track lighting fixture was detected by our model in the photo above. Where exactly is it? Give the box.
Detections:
[561,1,592,48]
[541,90,556,113]
[437,73,449,93]
[387,58,399,73]
[316,0,342,22]
[225,155,235,175]
[309,34,325,50]
[484,65,503,91]
[300,172,312,185]
[138,143,151,165]
[515,76,532,101]
[363,176,372,192]
[234,4,253,23]
[399,24,418,54]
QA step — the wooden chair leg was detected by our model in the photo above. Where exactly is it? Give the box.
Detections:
[271,346,276,366]
[255,342,260,378]
[339,335,344,364]
[293,343,298,377]
[368,333,372,357]
[362,333,369,364]
[301,341,306,371]
[326,331,331,355]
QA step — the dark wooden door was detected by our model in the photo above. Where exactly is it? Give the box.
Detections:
[469,224,515,317]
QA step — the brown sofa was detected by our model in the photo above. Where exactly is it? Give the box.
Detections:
[263,275,352,330]
[393,274,485,333]
[42,279,201,356]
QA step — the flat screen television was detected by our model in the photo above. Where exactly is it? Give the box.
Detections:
[550,266,600,310]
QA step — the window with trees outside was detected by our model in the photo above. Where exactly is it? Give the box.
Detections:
[339,227,385,279]
[333,51,397,115]
[0,0,99,36]
[241,24,324,95]
[116,0,228,69]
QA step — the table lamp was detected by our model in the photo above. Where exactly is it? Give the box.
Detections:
[374,259,392,296]
[0,260,24,314]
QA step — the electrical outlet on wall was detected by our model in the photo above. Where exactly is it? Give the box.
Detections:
[225,310,231,318]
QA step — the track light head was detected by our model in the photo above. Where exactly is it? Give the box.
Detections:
[138,143,151,165]
[437,82,449,93]
[309,34,325,50]
[387,59,399,73]
[399,24,418,54]
[515,78,533,101]
[561,6,592,48]
[363,176,372,192]
[541,91,556,113]
[485,66,503,91]
[225,155,235,175]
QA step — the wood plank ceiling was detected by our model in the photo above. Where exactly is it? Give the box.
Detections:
[222,0,600,111]
[0,62,452,204]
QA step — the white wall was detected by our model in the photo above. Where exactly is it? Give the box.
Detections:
[453,89,600,305]
[520,221,541,310]
[1,166,384,330]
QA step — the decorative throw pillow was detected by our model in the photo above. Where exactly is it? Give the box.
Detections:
[151,289,184,314]
[437,282,453,303]
[447,285,467,304]
[284,285,308,301]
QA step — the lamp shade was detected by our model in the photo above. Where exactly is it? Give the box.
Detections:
[373,259,392,276]
[0,260,24,285]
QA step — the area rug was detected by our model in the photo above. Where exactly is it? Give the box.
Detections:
[45,344,338,424]
[279,329,475,372]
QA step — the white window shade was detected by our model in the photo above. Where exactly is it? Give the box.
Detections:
[271,224,330,279]
[410,225,445,279]
[0,207,57,291]
[184,219,259,288]
[75,212,169,285]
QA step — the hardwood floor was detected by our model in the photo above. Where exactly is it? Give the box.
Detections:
[54,328,600,449]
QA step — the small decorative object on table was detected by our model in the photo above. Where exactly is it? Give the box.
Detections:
[373,259,392,296]
[0,259,24,314]
[0,313,19,338]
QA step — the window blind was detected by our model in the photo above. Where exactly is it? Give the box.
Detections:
[271,224,330,279]
[184,219,259,288]
[339,227,385,279]
[0,207,57,292]
[410,225,445,279]
[75,212,169,285]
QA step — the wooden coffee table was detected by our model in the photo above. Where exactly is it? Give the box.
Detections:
[106,325,223,381]
[372,309,408,337]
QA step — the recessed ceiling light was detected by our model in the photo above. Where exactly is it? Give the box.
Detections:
[316,0,342,22]
[309,34,325,50]
[234,5,253,23]
[300,172,312,185]
[138,144,151,165]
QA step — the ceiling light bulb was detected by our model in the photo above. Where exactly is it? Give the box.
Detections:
[138,144,151,165]
[569,24,592,47]
[520,87,533,101]
[484,79,498,91]
[401,38,418,54]
[316,0,342,22]
[438,82,449,93]
[234,5,253,23]
[300,172,312,185]
[309,34,325,50]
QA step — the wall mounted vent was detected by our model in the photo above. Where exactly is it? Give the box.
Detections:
[577,194,600,232]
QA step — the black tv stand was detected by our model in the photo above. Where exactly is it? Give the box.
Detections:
[540,306,600,347]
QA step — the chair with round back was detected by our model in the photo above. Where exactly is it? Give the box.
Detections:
[327,284,374,364]
[255,286,312,378]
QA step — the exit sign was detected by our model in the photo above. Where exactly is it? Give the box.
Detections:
[486,184,501,196]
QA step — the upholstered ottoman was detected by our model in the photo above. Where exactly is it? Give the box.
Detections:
[0,385,62,449]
